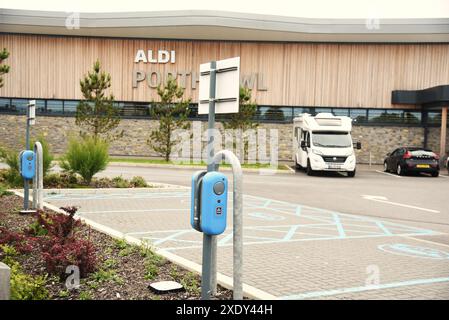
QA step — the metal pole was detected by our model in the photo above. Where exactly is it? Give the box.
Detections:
[201,61,217,300]
[23,108,30,210]
[32,142,43,210]
[440,106,447,161]
[213,150,243,300]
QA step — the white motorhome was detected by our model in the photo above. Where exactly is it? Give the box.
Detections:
[293,113,361,177]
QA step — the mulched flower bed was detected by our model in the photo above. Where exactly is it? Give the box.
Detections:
[0,195,232,300]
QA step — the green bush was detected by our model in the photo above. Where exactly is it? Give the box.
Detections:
[30,135,54,177]
[43,172,80,188]
[112,176,130,188]
[0,146,21,187]
[10,263,49,300]
[0,245,49,300]
[0,136,54,187]
[0,183,13,196]
[130,176,148,187]
[61,136,109,184]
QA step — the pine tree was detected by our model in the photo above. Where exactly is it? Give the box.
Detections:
[0,48,10,88]
[148,76,191,161]
[76,60,121,140]
[222,86,259,131]
[222,86,259,160]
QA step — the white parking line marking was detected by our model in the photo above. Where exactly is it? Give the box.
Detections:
[404,236,449,249]
[362,195,440,213]
[280,276,449,300]
[375,170,401,178]
[439,174,449,178]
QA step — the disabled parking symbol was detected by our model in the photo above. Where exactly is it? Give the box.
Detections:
[378,243,449,260]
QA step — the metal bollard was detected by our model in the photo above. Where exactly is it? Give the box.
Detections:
[0,262,11,300]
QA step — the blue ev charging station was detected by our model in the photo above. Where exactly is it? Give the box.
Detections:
[191,171,228,235]
[191,57,243,300]
[19,100,44,213]
[19,150,36,180]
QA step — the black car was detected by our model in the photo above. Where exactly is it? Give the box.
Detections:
[384,147,440,177]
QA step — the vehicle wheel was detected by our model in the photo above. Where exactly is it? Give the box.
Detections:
[396,164,404,176]
[306,159,314,176]
[294,156,301,171]
[432,171,439,177]
[348,170,356,177]
[383,162,389,172]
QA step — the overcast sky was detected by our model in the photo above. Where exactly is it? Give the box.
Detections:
[1,0,448,18]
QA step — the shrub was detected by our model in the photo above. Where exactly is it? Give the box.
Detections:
[42,237,97,278]
[0,146,21,187]
[0,183,13,196]
[36,208,97,278]
[30,134,54,177]
[26,220,48,237]
[44,172,80,188]
[35,208,81,240]
[9,262,49,300]
[90,177,113,188]
[0,227,34,254]
[112,176,130,188]
[0,244,19,266]
[61,136,109,184]
[130,176,148,188]
[0,245,49,300]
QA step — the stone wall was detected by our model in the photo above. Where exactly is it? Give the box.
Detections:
[0,114,448,164]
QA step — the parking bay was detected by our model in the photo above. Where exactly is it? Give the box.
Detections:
[44,178,449,299]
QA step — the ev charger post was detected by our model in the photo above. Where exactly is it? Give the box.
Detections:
[23,100,36,211]
[199,57,240,299]
[200,60,217,300]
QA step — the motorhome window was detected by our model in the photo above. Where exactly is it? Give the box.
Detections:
[311,131,352,148]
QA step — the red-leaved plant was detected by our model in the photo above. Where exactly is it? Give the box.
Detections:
[42,236,96,278]
[0,227,34,253]
[33,207,81,240]
[37,206,97,278]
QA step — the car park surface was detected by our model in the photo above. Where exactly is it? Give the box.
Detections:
[42,163,449,299]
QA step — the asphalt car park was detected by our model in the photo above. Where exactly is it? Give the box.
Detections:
[39,163,449,299]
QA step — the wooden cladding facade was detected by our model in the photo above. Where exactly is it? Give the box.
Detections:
[1,33,449,108]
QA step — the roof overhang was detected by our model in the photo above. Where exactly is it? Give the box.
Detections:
[392,85,449,109]
[1,9,449,42]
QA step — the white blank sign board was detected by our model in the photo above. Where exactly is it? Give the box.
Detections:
[198,56,240,115]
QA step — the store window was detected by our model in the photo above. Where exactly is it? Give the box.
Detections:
[0,98,11,112]
[383,110,403,123]
[259,106,292,121]
[428,111,442,125]
[64,100,79,114]
[46,100,63,114]
[293,107,306,117]
[332,108,350,117]
[349,109,368,123]
[315,107,332,115]
[10,99,28,113]
[404,111,421,124]
[35,100,46,113]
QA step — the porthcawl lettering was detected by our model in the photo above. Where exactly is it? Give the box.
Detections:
[132,50,268,92]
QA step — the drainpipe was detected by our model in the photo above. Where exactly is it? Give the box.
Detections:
[422,111,428,149]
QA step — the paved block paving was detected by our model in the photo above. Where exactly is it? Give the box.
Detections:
[45,189,449,299]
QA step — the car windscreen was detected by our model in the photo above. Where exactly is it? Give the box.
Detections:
[311,132,352,148]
